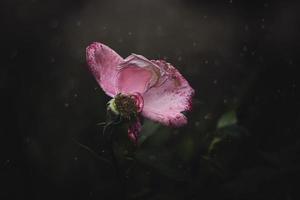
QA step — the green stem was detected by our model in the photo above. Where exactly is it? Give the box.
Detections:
[104,124,128,199]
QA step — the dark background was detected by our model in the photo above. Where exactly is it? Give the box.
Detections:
[1,0,299,199]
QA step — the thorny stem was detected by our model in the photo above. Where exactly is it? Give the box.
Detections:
[73,124,128,199]
[103,123,128,199]
[75,105,128,198]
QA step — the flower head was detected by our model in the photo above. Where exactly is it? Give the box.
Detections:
[86,42,194,143]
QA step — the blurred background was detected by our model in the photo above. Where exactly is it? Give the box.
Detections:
[1,0,300,199]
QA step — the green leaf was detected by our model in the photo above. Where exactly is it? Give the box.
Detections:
[208,136,222,154]
[217,110,237,129]
[138,120,161,145]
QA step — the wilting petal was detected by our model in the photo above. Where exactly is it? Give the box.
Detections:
[141,60,194,127]
[86,42,123,97]
[116,54,160,94]
[128,119,142,144]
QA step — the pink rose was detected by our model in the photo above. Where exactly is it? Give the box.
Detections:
[86,42,194,143]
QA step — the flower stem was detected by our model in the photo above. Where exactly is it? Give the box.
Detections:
[104,124,128,199]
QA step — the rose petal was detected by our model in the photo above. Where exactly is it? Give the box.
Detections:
[86,42,123,97]
[116,54,160,94]
[141,60,194,127]
[129,92,144,113]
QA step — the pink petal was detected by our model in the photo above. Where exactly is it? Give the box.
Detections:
[129,92,144,113]
[86,42,123,97]
[116,54,160,94]
[128,119,142,144]
[141,60,194,127]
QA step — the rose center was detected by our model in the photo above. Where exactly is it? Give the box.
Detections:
[107,93,143,120]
